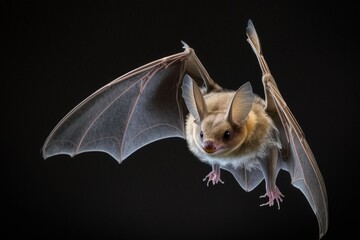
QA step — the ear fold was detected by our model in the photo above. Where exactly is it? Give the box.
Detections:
[181,75,207,125]
[227,82,255,126]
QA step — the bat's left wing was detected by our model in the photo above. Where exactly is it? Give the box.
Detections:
[42,43,221,162]
[246,19,328,239]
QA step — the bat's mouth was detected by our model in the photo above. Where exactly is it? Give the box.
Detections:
[202,143,225,154]
[204,146,216,154]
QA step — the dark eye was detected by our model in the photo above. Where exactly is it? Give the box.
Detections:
[223,130,231,140]
[200,131,204,139]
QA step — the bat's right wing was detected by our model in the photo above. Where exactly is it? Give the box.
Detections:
[42,42,221,163]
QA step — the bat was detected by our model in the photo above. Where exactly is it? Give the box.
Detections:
[42,19,328,239]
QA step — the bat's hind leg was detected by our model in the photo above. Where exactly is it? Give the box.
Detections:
[259,147,284,209]
[203,164,224,186]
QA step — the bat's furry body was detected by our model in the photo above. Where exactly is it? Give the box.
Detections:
[185,91,280,170]
[42,20,328,239]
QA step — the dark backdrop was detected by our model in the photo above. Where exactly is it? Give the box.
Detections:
[6,1,358,239]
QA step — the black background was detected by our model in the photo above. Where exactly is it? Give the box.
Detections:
[6,1,358,239]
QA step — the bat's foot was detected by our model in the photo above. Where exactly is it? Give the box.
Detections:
[203,170,224,186]
[259,187,284,210]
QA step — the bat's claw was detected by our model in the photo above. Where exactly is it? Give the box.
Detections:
[203,171,224,186]
[260,187,284,210]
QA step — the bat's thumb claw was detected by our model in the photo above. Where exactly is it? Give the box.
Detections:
[181,40,190,49]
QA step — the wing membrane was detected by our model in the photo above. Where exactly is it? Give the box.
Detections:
[222,165,264,192]
[42,46,215,162]
[246,19,328,238]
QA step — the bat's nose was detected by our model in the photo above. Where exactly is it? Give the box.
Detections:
[203,140,216,154]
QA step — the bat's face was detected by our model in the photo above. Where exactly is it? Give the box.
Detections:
[195,112,248,156]
[183,77,255,160]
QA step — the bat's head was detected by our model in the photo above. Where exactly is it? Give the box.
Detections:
[182,75,255,156]
[197,113,247,156]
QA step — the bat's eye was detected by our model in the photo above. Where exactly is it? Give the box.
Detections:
[200,131,204,139]
[223,130,231,140]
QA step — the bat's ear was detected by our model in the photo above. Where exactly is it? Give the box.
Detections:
[182,75,208,125]
[227,82,255,127]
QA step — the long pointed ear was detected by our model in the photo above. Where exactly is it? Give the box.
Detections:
[227,82,255,126]
[182,75,207,125]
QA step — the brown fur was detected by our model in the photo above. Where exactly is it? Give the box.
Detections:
[185,91,280,168]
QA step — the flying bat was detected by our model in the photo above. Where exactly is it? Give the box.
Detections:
[42,20,328,239]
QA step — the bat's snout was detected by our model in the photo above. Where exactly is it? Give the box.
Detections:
[203,141,217,154]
